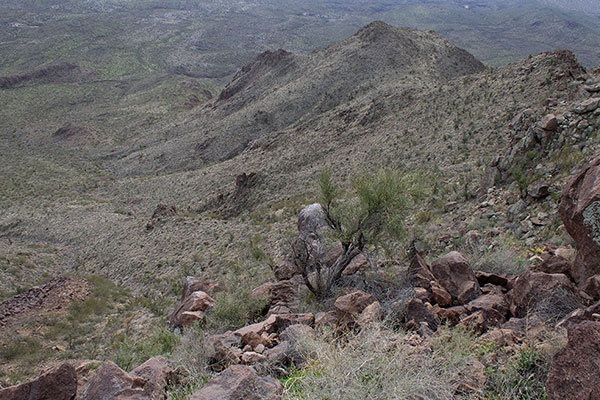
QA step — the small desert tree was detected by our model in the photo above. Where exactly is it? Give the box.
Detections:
[293,168,430,298]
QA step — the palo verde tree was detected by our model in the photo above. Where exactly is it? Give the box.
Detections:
[292,168,431,298]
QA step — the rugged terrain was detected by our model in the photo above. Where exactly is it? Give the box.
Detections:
[1,6,600,400]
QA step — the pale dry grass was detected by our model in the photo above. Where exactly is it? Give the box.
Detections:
[283,324,481,400]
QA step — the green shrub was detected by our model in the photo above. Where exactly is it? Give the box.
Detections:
[203,289,268,332]
[113,326,180,371]
[485,347,550,400]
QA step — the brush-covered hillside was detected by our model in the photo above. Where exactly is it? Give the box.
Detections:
[2,16,600,400]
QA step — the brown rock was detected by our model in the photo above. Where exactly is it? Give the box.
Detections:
[583,275,600,300]
[430,252,481,305]
[272,313,314,332]
[181,277,222,301]
[314,311,344,331]
[0,363,77,400]
[131,356,177,400]
[272,260,302,281]
[334,290,377,315]
[191,365,283,400]
[78,361,148,400]
[342,253,369,275]
[559,155,600,285]
[509,270,577,318]
[206,332,243,371]
[168,290,216,329]
[480,328,521,347]
[433,305,467,326]
[546,322,600,400]
[414,287,433,303]
[235,315,278,338]
[533,255,574,281]
[241,351,267,364]
[466,292,509,317]
[539,114,558,131]
[356,301,382,326]
[475,271,509,288]
[461,308,506,334]
[406,299,439,331]
[408,253,435,289]
[431,281,453,307]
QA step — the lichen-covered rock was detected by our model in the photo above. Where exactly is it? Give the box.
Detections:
[559,155,600,285]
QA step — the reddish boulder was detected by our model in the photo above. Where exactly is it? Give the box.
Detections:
[558,155,600,285]
[406,299,439,331]
[407,253,435,289]
[583,275,600,300]
[509,270,577,318]
[0,363,77,400]
[430,252,481,305]
[342,253,369,275]
[334,290,377,315]
[475,271,509,288]
[168,290,216,329]
[466,292,509,318]
[356,301,382,326]
[461,308,506,334]
[433,305,467,326]
[78,361,148,400]
[431,281,453,307]
[191,365,283,400]
[131,356,177,400]
[181,277,222,301]
[539,114,558,131]
[206,332,243,371]
[533,255,574,281]
[546,322,600,400]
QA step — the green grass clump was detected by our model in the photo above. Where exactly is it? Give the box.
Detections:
[203,288,269,332]
[112,326,180,371]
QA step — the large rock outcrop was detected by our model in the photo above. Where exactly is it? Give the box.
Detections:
[559,155,600,285]
[546,321,600,400]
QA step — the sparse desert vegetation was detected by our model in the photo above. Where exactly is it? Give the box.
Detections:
[1,1,600,399]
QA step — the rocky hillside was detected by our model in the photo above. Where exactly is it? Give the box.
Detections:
[2,19,600,399]
[109,22,485,176]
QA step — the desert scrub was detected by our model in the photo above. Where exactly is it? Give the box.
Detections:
[203,288,269,332]
[112,326,180,371]
[283,324,480,400]
[485,347,550,400]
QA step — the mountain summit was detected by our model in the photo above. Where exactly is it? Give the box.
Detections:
[111,22,486,176]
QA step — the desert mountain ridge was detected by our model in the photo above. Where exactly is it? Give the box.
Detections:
[2,20,600,399]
